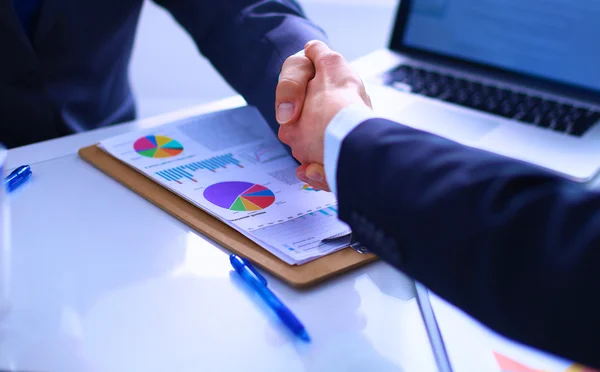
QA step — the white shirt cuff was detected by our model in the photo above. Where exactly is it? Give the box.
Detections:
[324,104,376,196]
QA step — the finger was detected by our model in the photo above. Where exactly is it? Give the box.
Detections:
[304,40,359,87]
[305,178,330,192]
[305,163,326,183]
[362,90,373,109]
[304,40,332,62]
[296,164,310,183]
[305,163,330,192]
[276,54,315,125]
[297,164,330,192]
[277,125,293,147]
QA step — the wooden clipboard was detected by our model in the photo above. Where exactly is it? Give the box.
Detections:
[78,144,377,288]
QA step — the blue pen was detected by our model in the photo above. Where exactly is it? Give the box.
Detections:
[4,165,32,192]
[230,254,311,342]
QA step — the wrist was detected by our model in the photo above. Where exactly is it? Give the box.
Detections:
[327,100,371,128]
[323,103,376,196]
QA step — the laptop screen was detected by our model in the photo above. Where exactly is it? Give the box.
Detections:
[399,0,600,92]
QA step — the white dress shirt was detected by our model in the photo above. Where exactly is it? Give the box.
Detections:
[324,104,377,196]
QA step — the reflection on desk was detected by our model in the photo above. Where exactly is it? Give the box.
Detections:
[0,99,438,372]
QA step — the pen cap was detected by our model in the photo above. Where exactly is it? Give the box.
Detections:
[5,165,31,193]
[229,254,267,286]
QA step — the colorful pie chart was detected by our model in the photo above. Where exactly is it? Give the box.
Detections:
[204,181,275,211]
[302,184,320,192]
[134,135,183,158]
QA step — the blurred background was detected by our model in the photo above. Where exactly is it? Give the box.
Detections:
[129,0,398,118]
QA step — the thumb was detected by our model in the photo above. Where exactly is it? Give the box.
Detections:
[276,51,315,125]
[304,40,354,86]
[304,40,332,62]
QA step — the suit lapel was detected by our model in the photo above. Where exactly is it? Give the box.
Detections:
[33,0,63,46]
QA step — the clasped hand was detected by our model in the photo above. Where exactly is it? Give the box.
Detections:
[275,40,372,191]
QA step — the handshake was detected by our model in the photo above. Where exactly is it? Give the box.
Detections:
[275,40,372,192]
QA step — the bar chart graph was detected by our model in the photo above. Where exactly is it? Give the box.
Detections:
[308,206,338,216]
[155,153,243,183]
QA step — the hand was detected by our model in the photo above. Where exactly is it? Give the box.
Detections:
[274,50,330,189]
[296,163,330,191]
[276,41,372,189]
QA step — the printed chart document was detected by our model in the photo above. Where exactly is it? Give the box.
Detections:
[428,292,598,372]
[99,106,351,265]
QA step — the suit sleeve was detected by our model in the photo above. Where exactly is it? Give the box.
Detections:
[336,118,600,369]
[153,0,327,134]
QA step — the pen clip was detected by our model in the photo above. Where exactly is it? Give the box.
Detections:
[8,166,21,176]
[8,165,27,177]
[321,231,370,254]
[242,258,268,286]
[321,230,352,243]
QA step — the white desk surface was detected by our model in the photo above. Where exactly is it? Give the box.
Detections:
[0,97,438,372]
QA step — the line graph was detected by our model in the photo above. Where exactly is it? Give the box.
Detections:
[240,142,288,164]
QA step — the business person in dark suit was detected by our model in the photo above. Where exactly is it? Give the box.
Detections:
[275,40,600,370]
[1,0,326,148]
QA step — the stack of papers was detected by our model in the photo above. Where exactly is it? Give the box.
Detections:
[99,106,351,265]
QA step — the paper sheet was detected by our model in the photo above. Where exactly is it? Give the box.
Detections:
[428,292,598,372]
[99,106,351,265]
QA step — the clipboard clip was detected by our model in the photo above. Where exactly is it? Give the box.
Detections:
[349,238,370,254]
[321,232,370,255]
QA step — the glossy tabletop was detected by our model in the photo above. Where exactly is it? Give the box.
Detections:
[0,97,437,372]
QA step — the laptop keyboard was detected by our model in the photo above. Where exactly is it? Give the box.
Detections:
[384,65,600,137]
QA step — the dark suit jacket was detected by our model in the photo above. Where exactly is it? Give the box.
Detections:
[0,0,326,148]
[336,118,600,369]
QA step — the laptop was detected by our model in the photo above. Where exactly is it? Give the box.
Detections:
[354,0,600,181]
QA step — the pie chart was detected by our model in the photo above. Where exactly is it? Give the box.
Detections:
[134,135,183,158]
[204,181,275,212]
[302,184,320,192]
